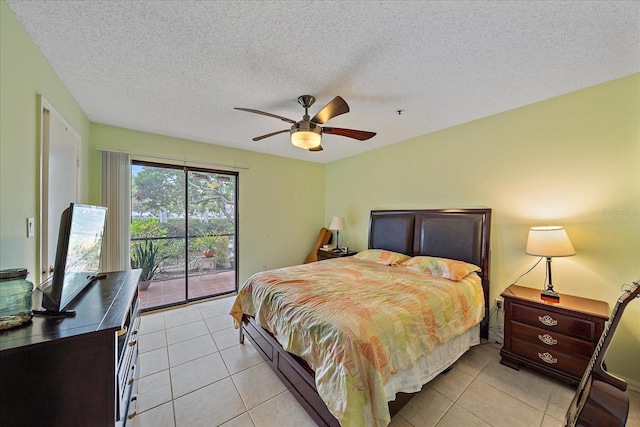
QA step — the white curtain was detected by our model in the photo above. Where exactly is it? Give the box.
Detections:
[100,151,131,272]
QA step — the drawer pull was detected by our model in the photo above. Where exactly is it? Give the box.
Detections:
[538,352,558,364]
[538,333,558,345]
[538,315,558,327]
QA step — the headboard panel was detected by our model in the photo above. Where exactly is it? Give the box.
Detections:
[368,213,415,255]
[368,208,492,338]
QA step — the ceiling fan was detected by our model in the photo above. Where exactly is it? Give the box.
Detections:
[235,95,376,151]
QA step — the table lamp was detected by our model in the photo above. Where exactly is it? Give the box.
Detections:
[525,226,575,301]
[328,217,345,253]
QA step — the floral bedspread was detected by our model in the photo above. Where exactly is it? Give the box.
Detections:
[230,257,484,426]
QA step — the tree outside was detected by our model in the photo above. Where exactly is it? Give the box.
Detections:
[131,164,236,282]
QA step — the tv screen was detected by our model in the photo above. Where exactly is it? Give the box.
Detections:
[40,203,108,314]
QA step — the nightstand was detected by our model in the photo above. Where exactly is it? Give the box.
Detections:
[500,284,609,384]
[316,249,357,261]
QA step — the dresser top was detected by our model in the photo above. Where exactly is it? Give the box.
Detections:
[0,269,140,352]
[501,284,609,319]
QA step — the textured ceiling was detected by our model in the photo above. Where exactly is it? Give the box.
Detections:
[6,1,640,163]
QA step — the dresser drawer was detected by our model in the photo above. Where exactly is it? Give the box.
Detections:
[510,337,588,379]
[509,320,594,359]
[510,302,598,341]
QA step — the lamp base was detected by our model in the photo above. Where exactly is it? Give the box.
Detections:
[541,289,560,302]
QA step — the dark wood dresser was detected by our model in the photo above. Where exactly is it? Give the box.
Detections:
[500,284,609,384]
[0,269,141,427]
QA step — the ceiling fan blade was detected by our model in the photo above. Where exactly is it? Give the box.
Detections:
[311,96,350,124]
[308,145,323,152]
[322,127,376,141]
[252,129,289,141]
[235,108,297,124]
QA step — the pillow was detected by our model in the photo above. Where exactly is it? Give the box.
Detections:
[354,249,411,265]
[399,256,480,281]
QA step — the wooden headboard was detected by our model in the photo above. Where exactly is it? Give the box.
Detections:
[368,208,492,338]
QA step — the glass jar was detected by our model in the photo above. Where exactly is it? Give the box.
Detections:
[0,268,34,329]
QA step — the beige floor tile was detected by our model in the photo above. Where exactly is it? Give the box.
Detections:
[388,414,415,427]
[139,347,169,378]
[198,299,234,319]
[545,380,576,421]
[168,334,217,367]
[220,341,264,375]
[165,319,210,345]
[205,312,236,333]
[132,401,174,427]
[136,370,173,413]
[435,403,491,427]
[427,366,474,401]
[139,313,166,335]
[170,352,229,398]
[541,413,564,427]
[398,386,454,427]
[212,326,241,350]
[457,378,544,427]
[249,391,316,427]
[164,307,203,328]
[454,343,495,377]
[138,329,167,353]
[173,377,246,427]
[221,412,255,427]
[628,389,640,427]
[232,361,287,409]
[477,359,554,411]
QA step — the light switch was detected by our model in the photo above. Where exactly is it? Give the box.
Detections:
[27,218,35,237]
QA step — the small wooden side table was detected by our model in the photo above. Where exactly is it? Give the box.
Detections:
[317,249,357,261]
[500,284,609,384]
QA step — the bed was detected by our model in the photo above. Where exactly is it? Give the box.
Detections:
[231,208,491,426]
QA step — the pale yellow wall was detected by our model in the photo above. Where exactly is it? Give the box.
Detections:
[325,74,640,383]
[90,124,325,283]
[0,1,91,281]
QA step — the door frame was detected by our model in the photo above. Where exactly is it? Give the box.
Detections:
[131,160,239,310]
[39,96,81,284]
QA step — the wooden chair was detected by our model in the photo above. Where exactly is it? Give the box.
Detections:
[304,227,332,263]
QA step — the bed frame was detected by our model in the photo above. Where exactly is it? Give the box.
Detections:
[240,208,491,426]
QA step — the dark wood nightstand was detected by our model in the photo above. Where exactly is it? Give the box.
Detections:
[500,284,609,384]
[317,249,357,261]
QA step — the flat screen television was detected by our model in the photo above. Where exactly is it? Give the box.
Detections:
[38,203,108,315]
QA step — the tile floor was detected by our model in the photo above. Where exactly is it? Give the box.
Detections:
[133,295,640,427]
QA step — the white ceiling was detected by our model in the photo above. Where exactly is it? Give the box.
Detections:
[6,1,640,163]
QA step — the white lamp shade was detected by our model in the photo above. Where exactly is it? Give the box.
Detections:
[525,226,575,257]
[291,130,321,149]
[329,216,345,231]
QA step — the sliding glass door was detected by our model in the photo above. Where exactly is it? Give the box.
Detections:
[131,161,238,311]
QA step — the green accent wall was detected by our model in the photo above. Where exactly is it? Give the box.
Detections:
[325,73,640,383]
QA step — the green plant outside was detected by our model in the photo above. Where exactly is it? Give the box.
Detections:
[130,218,235,278]
[130,238,169,282]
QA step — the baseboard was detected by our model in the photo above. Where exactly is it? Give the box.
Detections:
[488,330,504,345]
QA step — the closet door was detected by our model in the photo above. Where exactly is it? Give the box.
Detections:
[40,98,80,283]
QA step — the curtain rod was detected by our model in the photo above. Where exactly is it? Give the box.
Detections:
[96,148,250,170]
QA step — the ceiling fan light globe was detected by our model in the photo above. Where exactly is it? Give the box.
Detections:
[291,130,322,149]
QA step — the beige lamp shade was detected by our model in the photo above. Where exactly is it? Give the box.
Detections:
[328,216,345,231]
[525,226,575,257]
[291,130,321,149]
